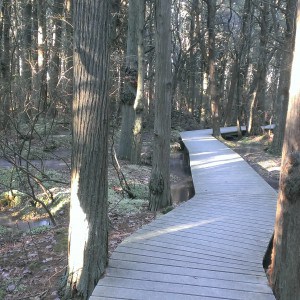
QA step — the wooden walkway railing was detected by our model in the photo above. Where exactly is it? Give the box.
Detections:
[90,127,277,299]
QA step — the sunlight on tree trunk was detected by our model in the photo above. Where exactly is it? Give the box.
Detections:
[130,0,145,164]
[270,3,300,298]
[66,1,110,299]
[118,0,138,160]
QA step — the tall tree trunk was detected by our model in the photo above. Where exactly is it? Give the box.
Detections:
[188,0,197,115]
[22,0,32,118]
[224,60,238,126]
[149,0,172,211]
[270,3,300,297]
[32,0,47,114]
[248,0,270,135]
[66,1,110,299]
[48,0,64,117]
[207,0,220,137]
[130,0,145,164]
[236,0,253,132]
[64,0,73,110]
[270,0,297,154]
[0,0,10,129]
[38,0,48,112]
[118,0,138,160]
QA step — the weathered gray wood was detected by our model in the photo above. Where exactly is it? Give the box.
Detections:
[91,127,276,299]
[94,277,275,300]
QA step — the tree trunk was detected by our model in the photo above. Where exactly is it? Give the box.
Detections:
[270,3,300,297]
[32,0,47,114]
[207,0,220,137]
[48,0,64,117]
[66,1,110,299]
[149,0,172,211]
[38,0,48,112]
[188,0,197,115]
[0,0,10,129]
[118,0,138,160]
[224,61,238,126]
[236,0,253,132]
[130,0,145,164]
[22,0,32,118]
[270,0,297,154]
[64,0,73,109]
[248,0,270,135]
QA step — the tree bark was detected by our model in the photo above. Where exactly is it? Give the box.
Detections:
[66,1,110,299]
[118,0,138,160]
[32,0,48,113]
[149,0,172,211]
[270,4,300,298]
[64,0,73,109]
[48,0,64,117]
[21,0,32,118]
[130,0,145,164]
[224,61,238,126]
[271,0,297,154]
[248,0,270,135]
[0,0,11,129]
[207,0,220,137]
[238,0,253,129]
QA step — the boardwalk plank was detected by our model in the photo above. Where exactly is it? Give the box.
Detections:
[104,268,272,293]
[114,245,263,272]
[90,127,276,299]
[95,278,274,300]
[110,253,262,275]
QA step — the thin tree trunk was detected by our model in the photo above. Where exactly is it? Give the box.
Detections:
[130,0,145,164]
[48,0,64,117]
[224,61,238,126]
[64,0,73,110]
[207,0,220,137]
[22,1,32,118]
[188,0,197,115]
[38,0,48,112]
[248,0,270,135]
[236,0,253,131]
[0,0,10,129]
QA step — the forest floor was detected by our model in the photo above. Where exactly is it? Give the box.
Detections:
[0,118,281,300]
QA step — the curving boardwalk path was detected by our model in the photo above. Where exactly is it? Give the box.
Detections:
[91,127,277,300]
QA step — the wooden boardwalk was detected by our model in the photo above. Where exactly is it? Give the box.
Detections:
[91,127,277,300]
